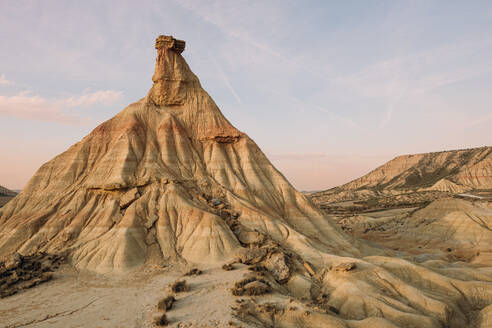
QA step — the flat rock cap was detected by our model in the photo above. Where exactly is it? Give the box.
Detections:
[155,35,186,53]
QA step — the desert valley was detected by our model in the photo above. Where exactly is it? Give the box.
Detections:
[0,35,491,328]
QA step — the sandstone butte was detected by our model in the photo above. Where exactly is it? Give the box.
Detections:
[1,36,492,328]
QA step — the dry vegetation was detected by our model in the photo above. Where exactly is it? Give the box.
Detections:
[183,268,202,276]
[153,313,169,326]
[170,280,189,293]
[0,252,63,298]
[231,276,271,296]
[222,263,234,271]
[157,295,175,312]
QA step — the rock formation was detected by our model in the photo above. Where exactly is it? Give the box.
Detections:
[0,35,355,274]
[1,36,492,328]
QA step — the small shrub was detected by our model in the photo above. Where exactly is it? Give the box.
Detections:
[157,295,175,312]
[333,262,356,272]
[184,268,202,276]
[248,264,266,272]
[154,313,169,326]
[222,263,234,271]
[170,280,188,293]
[232,276,271,296]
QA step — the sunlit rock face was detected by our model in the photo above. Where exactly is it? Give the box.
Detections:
[0,35,354,273]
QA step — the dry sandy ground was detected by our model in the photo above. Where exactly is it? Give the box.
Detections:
[0,264,254,328]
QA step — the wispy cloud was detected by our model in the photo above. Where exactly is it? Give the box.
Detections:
[209,55,242,104]
[334,38,492,128]
[464,112,492,128]
[64,90,123,107]
[0,90,123,125]
[314,105,357,128]
[174,1,298,67]
[271,90,357,128]
[0,74,14,86]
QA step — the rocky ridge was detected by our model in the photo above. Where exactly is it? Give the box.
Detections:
[341,147,489,191]
[0,185,17,208]
[0,185,16,197]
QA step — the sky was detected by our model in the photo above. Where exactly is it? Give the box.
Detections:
[1,1,491,191]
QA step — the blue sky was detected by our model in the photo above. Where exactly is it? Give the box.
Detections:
[1,1,491,191]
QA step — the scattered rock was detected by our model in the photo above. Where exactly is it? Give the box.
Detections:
[4,253,22,270]
[237,230,264,245]
[145,215,159,229]
[264,252,291,283]
[0,252,63,298]
[303,261,315,276]
[236,247,267,265]
[334,262,357,272]
[119,187,140,208]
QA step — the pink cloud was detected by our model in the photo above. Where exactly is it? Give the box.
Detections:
[0,74,14,86]
[64,90,123,107]
[0,90,123,125]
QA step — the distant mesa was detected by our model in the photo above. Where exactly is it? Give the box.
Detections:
[0,185,16,208]
[0,186,17,207]
[310,146,492,204]
[0,185,16,197]
[342,146,492,191]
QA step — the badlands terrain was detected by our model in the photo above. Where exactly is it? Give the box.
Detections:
[308,147,492,262]
[1,36,492,328]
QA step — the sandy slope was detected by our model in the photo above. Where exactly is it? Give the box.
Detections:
[0,263,253,328]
